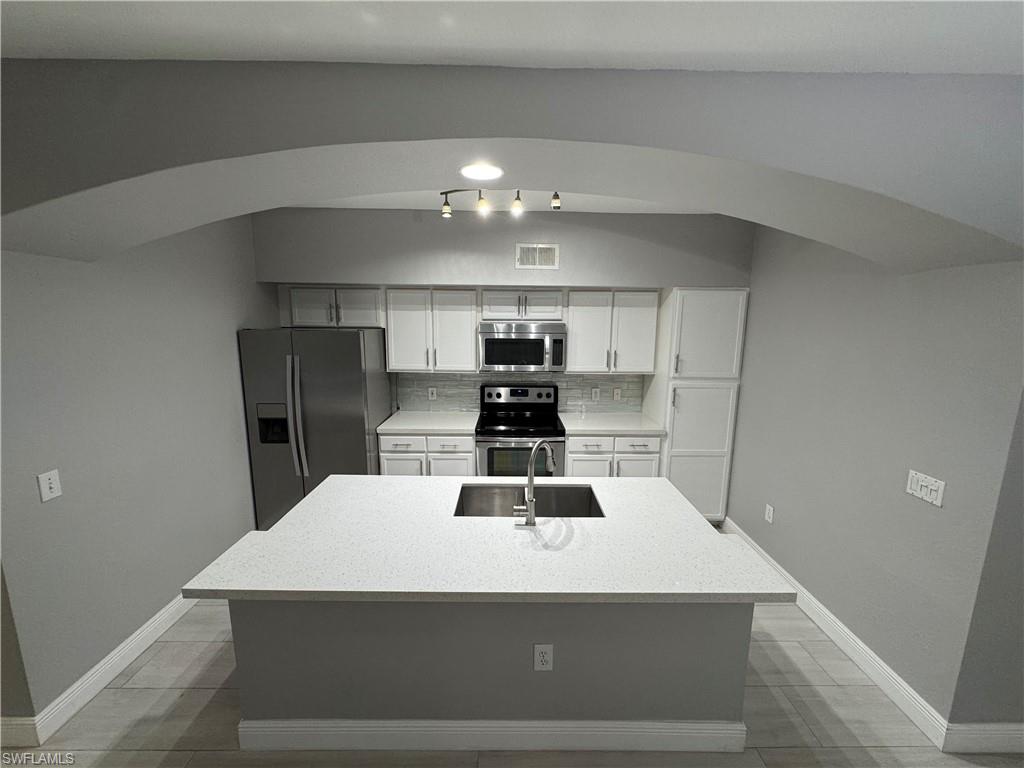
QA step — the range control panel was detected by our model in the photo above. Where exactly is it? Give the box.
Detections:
[481,385,556,404]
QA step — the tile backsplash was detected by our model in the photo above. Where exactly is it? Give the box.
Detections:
[397,373,644,413]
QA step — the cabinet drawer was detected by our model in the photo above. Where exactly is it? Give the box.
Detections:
[379,435,427,452]
[567,436,614,453]
[426,436,475,453]
[613,437,661,453]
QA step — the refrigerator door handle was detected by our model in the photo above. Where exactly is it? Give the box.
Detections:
[285,354,302,477]
[293,355,311,477]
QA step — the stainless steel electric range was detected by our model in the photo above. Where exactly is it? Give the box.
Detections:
[474,384,566,476]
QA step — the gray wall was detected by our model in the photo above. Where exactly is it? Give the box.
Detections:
[727,227,1023,719]
[1,570,34,717]
[3,61,1020,244]
[254,209,752,287]
[949,392,1024,724]
[1,218,278,712]
[231,600,752,721]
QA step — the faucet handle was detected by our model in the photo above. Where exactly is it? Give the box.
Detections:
[512,504,527,517]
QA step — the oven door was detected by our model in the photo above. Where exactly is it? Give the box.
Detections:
[475,438,566,477]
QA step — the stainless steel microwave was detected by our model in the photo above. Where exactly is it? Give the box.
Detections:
[478,322,567,373]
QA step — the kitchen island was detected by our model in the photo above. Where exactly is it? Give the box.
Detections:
[183,475,794,751]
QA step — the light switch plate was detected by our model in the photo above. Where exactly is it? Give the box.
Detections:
[613,388,622,401]
[427,387,438,401]
[37,469,62,502]
[906,469,945,507]
[591,387,600,401]
[764,504,774,524]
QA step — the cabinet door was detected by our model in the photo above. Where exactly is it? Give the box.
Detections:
[667,455,728,521]
[481,290,523,319]
[565,454,613,477]
[386,290,432,371]
[428,454,475,476]
[380,454,426,476]
[337,288,382,327]
[432,290,477,371]
[612,291,658,373]
[674,290,747,378]
[566,291,613,372]
[616,455,660,477]
[669,382,737,453]
[522,291,563,320]
[290,288,337,327]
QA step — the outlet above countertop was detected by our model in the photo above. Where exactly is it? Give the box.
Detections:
[377,410,666,437]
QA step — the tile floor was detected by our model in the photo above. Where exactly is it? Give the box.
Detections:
[6,600,1020,768]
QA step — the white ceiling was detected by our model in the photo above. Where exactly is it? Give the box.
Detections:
[2,1,1021,75]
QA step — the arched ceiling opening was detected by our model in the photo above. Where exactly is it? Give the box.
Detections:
[2,137,1019,273]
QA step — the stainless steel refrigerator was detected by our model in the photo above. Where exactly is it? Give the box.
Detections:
[238,328,392,530]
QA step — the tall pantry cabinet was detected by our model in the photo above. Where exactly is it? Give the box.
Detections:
[651,289,748,521]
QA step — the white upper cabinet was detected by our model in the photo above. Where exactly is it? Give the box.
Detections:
[481,290,563,320]
[565,290,657,373]
[481,290,522,319]
[386,289,433,371]
[431,290,477,372]
[290,288,336,327]
[669,382,737,453]
[673,290,747,378]
[337,288,382,327]
[521,291,563,319]
[611,291,658,373]
[566,291,613,372]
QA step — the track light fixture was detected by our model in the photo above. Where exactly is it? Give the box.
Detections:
[438,189,561,219]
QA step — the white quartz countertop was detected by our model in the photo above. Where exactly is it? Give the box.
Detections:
[377,411,665,437]
[377,411,477,435]
[561,412,666,437]
[183,476,795,604]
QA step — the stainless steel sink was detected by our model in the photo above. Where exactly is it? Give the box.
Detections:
[454,484,605,518]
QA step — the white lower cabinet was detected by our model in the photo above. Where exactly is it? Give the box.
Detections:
[565,435,661,478]
[565,454,614,477]
[427,454,475,476]
[615,455,660,477]
[380,453,426,475]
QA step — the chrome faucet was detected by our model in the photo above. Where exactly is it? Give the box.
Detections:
[514,440,556,527]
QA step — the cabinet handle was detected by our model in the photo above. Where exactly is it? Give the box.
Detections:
[674,353,680,374]
[426,348,430,367]
[328,302,334,323]
[584,443,602,449]
[392,442,412,448]
[605,350,610,369]
[440,443,458,450]
[613,350,618,369]
[629,443,649,449]
[517,296,522,316]
[433,348,437,367]
[671,389,677,409]
[616,460,621,476]
[523,294,528,314]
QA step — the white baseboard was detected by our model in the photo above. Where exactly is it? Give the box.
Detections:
[239,719,747,752]
[722,519,962,750]
[943,723,1024,754]
[0,594,196,747]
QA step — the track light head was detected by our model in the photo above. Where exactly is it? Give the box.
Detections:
[440,195,452,219]
[476,190,491,217]
[511,190,524,217]
[550,192,561,210]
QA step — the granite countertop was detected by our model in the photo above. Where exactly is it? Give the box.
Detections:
[377,411,478,435]
[377,411,665,437]
[560,412,666,437]
[182,476,795,604]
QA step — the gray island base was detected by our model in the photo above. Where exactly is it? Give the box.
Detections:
[183,476,795,751]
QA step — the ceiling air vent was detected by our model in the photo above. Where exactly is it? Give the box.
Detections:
[516,243,560,270]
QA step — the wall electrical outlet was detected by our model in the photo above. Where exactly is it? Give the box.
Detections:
[613,388,622,401]
[427,387,438,401]
[906,470,945,507]
[533,643,554,672]
[591,387,600,402]
[37,469,62,503]
[764,504,774,524]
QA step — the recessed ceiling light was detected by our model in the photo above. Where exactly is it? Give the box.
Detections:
[460,162,504,181]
